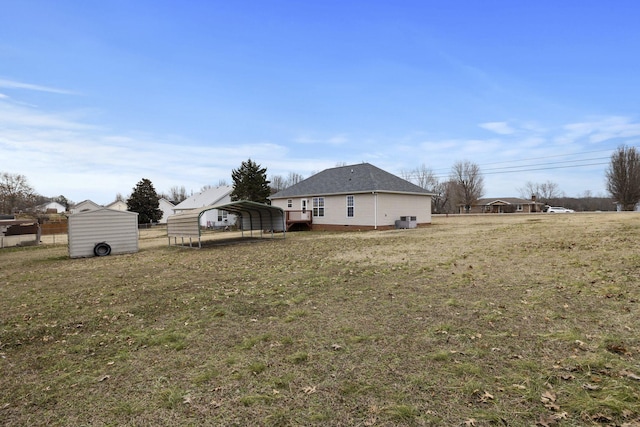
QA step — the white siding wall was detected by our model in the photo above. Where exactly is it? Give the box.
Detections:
[272,193,431,228]
[318,194,374,226]
[270,199,290,211]
[376,193,431,226]
[68,208,139,258]
[158,199,175,224]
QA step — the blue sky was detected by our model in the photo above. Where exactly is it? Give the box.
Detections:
[2,1,639,204]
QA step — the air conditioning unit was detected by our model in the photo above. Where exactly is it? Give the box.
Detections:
[395,216,417,229]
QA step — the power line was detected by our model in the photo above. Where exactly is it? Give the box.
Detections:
[481,156,610,173]
[481,161,609,176]
[399,146,634,181]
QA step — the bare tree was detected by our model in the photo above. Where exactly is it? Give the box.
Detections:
[432,179,456,214]
[270,172,305,193]
[270,175,286,193]
[400,164,455,213]
[517,180,560,204]
[451,160,484,213]
[286,172,304,187]
[606,145,640,211]
[539,181,561,201]
[0,172,37,214]
[400,164,438,191]
[168,185,188,203]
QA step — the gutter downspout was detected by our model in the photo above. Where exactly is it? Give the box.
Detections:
[373,191,378,230]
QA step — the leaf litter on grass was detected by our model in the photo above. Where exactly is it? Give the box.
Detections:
[1,213,640,426]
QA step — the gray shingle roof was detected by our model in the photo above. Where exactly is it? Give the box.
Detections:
[270,163,433,199]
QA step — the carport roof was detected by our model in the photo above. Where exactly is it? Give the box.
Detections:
[167,200,285,247]
[213,200,284,217]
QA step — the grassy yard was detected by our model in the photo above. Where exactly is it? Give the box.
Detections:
[1,213,639,426]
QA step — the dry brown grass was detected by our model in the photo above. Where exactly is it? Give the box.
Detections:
[1,213,640,426]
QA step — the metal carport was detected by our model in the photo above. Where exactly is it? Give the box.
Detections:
[167,200,285,248]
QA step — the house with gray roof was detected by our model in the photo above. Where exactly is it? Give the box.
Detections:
[269,163,434,231]
[465,197,543,214]
[172,185,236,228]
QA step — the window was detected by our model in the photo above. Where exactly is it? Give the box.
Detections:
[312,197,324,217]
[287,199,292,208]
[346,195,354,217]
[217,210,228,222]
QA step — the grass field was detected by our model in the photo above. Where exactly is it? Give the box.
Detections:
[1,213,639,426]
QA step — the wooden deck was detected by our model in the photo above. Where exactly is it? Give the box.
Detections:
[285,210,312,231]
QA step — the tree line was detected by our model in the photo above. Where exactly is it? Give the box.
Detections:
[2,146,639,221]
[400,145,640,213]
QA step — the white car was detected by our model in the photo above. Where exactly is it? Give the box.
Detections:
[546,206,574,213]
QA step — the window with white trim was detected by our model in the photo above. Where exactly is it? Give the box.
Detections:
[217,210,228,222]
[287,199,292,208]
[346,195,354,217]
[312,197,324,217]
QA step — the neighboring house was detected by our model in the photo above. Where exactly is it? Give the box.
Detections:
[269,163,434,231]
[106,200,128,211]
[70,200,102,213]
[105,198,175,223]
[158,198,175,224]
[36,201,66,213]
[172,186,236,228]
[463,197,543,214]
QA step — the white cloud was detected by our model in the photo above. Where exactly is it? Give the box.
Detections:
[0,78,77,95]
[0,97,297,203]
[560,116,640,145]
[0,102,95,130]
[294,133,349,145]
[479,121,515,135]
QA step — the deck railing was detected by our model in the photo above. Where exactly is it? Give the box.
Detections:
[286,210,312,222]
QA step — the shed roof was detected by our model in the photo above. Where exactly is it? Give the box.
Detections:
[71,200,102,212]
[270,163,434,199]
[70,207,139,217]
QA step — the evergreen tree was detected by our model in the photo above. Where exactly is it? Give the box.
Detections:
[127,178,162,223]
[230,159,271,203]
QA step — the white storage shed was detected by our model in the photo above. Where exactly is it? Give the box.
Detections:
[68,208,139,258]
